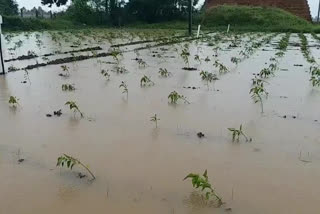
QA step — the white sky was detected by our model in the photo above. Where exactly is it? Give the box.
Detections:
[16,0,320,17]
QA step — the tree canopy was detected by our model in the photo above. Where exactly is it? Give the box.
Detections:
[0,0,18,15]
[41,0,69,7]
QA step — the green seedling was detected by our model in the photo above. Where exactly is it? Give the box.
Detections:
[61,65,69,72]
[259,68,273,78]
[204,56,211,62]
[275,51,285,57]
[168,91,190,104]
[250,83,268,113]
[110,49,122,63]
[269,63,277,72]
[200,71,218,88]
[252,77,268,86]
[310,75,320,87]
[113,66,128,74]
[57,154,95,180]
[228,125,251,142]
[150,114,160,128]
[181,48,190,68]
[62,84,75,91]
[9,96,19,107]
[140,75,154,87]
[101,69,110,80]
[184,170,222,206]
[60,65,70,77]
[194,54,201,64]
[119,81,128,97]
[231,57,241,65]
[159,68,171,77]
[65,101,84,118]
[138,59,147,67]
[213,60,229,74]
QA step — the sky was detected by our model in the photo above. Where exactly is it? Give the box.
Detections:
[16,0,320,17]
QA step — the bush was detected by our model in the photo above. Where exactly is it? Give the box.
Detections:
[2,16,78,31]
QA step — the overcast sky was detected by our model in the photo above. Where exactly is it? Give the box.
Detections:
[16,0,320,17]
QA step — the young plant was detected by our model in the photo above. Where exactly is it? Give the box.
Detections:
[181,48,190,69]
[231,57,241,65]
[204,56,211,63]
[119,81,128,97]
[110,49,122,63]
[184,170,222,206]
[101,69,110,80]
[159,68,171,77]
[228,125,251,142]
[137,59,147,67]
[194,54,201,64]
[60,65,70,77]
[150,114,160,128]
[310,66,320,87]
[140,75,154,87]
[9,96,19,107]
[113,66,128,74]
[62,84,75,91]
[250,82,268,113]
[65,101,84,118]
[213,60,229,74]
[259,68,273,78]
[57,154,96,180]
[168,91,190,104]
[200,71,218,82]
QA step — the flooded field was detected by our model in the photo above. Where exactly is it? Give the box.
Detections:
[0,29,320,214]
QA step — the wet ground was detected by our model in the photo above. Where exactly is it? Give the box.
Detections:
[0,30,320,214]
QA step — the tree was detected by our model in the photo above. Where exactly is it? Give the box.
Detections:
[41,0,69,7]
[0,0,18,15]
[126,0,199,23]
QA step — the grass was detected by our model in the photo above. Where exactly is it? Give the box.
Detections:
[202,5,319,33]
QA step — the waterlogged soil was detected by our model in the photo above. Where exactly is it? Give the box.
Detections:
[0,30,320,214]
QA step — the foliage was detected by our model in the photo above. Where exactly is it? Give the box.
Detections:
[180,47,190,68]
[62,84,75,91]
[0,0,18,15]
[101,69,110,80]
[228,125,250,142]
[250,81,268,113]
[126,0,199,23]
[184,170,222,206]
[159,68,171,77]
[119,81,128,96]
[299,33,315,64]
[57,154,96,180]
[168,91,190,104]
[231,57,240,65]
[140,75,154,86]
[200,71,218,82]
[9,96,19,107]
[259,68,273,78]
[310,66,320,87]
[213,60,229,74]
[65,101,84,118]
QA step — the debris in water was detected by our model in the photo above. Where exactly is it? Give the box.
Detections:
[197,132,205,138]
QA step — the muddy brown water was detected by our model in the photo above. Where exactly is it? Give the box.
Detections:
[0,31,320,214]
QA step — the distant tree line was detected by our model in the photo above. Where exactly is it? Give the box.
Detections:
[41,0,200,25]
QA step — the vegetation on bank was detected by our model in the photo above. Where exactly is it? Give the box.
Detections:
[2,5,320,33]
[202,5,319,33]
